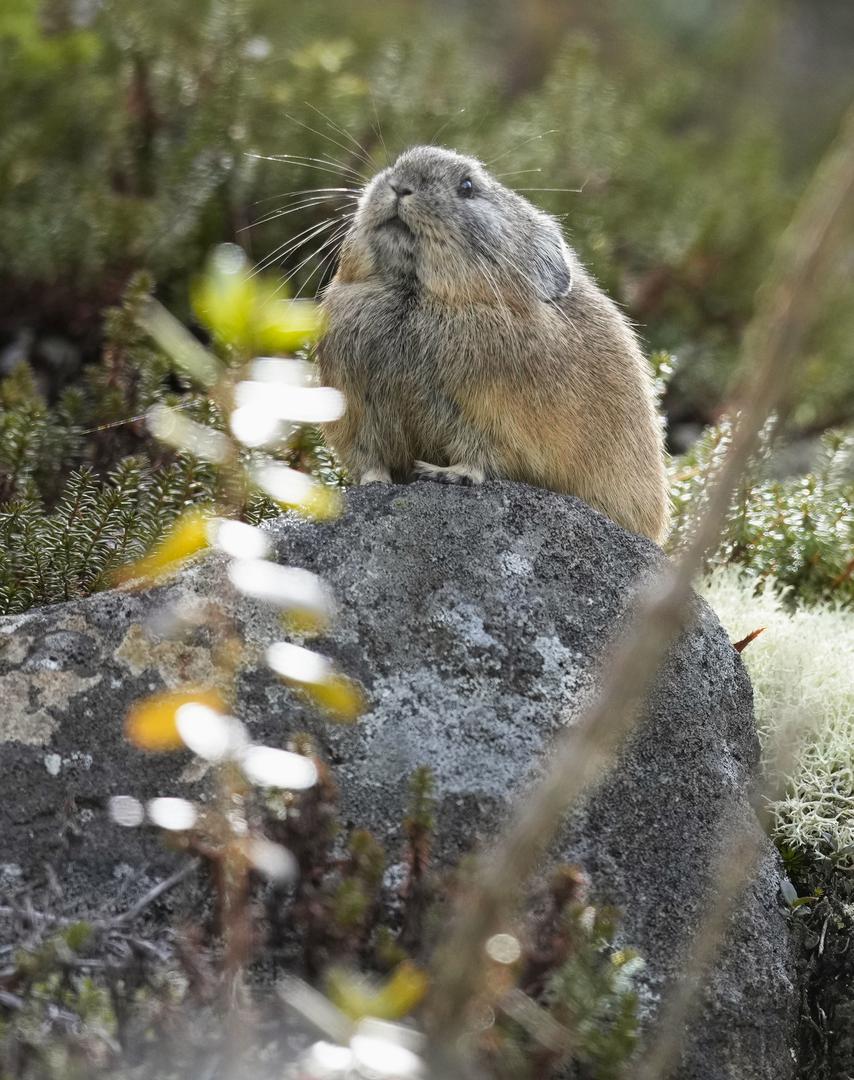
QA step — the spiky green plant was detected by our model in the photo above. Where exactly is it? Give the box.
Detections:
[670,422,854,609]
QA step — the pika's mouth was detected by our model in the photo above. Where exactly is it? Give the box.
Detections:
[376,215,414,238]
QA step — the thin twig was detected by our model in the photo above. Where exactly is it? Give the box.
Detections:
[0,904,73,927]
[427,101,854,1075]
[109,858,200,928]
[1,859,199,937]
[636,102,854,1080]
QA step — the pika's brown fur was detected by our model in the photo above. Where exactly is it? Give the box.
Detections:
[317,145,670,543]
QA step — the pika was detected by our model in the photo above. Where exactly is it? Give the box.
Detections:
[317,145,670,543]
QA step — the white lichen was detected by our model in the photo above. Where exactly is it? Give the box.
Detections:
[702,567,854,860]
[44,753,62,776]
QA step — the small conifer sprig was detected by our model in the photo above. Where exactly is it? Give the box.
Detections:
[0,265,344,615]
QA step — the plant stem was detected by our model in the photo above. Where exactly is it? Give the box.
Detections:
[427,101,854,1076]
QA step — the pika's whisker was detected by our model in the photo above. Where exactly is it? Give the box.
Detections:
[299,240,344,300]
[292,222,353,299]
[283,114,373,180]
[515,187,584,194]
[429,107,466,146]
[369,92,390,166]
[247,152,368,184]
[485,130,559,168]
[251,187,359,207]
[275,155,367,183]
[302,102,375,169]
[494,168,543,179]
[244,197,352,231]
[312,232,348,291]
[244,194,358,232]
[272,217,353,300]
[251,216,342,278]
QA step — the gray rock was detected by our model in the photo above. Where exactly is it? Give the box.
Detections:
[0,481,798,1078]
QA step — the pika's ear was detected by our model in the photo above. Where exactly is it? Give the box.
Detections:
[530,218,572,301]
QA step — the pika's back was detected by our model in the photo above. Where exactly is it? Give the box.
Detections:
[317,145,670,543]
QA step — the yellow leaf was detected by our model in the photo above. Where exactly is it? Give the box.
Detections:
[252,294,327,355]
[192,245,326,354]
[306,674,365,723]
[114,508,212,584]
[301,481,342,521]
[254,463,342,521]
[327,962,428,1022]
[374,961,429,1018]
[266,642,364,723]
[191,264,256,352]
[125,689,225,752]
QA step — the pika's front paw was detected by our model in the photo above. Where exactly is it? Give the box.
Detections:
[359,468,393,485]
[412,461,485,486]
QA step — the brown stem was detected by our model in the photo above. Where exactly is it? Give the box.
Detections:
[426,101,854,1075]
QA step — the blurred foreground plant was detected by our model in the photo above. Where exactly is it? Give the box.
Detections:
[94,245,436,1074]
[425,100,854,1080]
[106,242,363,985]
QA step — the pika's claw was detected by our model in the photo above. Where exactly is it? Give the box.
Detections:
[360,468,393,485]
[412,461,485,486]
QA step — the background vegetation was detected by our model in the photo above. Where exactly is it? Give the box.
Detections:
[2,0,854,612]
[2,1,854,1074]
[3,0,854,436]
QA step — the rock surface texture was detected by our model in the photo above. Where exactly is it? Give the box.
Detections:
[0,482,798,1078]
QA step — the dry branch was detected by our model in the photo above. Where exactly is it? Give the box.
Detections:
[427,102,854,1075]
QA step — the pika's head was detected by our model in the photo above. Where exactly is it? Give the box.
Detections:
[336,145,572,306]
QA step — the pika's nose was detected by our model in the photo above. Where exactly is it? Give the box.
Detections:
[390,181,413,198]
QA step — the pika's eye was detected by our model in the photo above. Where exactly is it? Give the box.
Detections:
[458,177,474,198]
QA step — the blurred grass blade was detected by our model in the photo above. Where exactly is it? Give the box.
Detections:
[175,702,247,761]
[146,797,198,831]
[240,745,318,789]
[207,518,273,559]
[140,300,223,387]
[235,380,345,423]
[266,641,365,721]
[147,403,231,463]
[253,462,342,520]
[227,558,335,625]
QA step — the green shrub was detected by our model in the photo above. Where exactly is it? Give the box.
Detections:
[2,1,853,434]
[0,263,339,615]
[670,421,854,609]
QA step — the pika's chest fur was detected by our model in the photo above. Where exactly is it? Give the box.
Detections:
[318,282,515,468]
[319,281,547,388]
[322,285,438,388]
